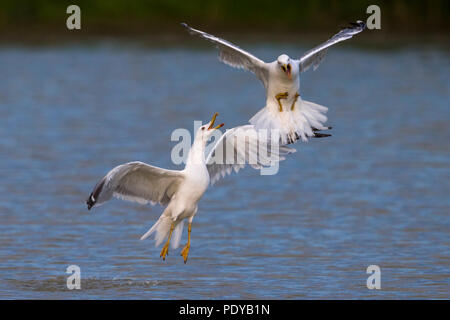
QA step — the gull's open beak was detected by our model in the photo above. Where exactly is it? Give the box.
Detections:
[208,112,224,130]
[284,64,292,79]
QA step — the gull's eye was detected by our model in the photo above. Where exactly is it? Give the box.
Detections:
[201,127,205,130]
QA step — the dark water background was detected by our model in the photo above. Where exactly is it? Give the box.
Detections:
[0,40,448,299]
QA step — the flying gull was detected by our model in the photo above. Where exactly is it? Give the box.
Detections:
[86,113,295,263]
[182,21,366,144]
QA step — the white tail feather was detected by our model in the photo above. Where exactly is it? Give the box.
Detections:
[250,98,328,144]
[171,222,184,249]
[140,215,171,245]
[140,220,159,241]
[140,215,184,249]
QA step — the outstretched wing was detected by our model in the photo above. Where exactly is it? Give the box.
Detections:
[182,23,269,88]
[297,21,366,72]
[205,125,296,185]
[86,161,185,210]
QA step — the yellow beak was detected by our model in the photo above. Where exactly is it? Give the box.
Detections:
[208,112,224,130]
[284,64,292,79]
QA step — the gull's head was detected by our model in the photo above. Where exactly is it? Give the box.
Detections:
[197,112,224,143]
[277,54,292,79]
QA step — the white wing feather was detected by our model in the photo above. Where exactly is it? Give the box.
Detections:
[86,161,184,209]
[205,125,296,184]
[297,21,366,72]
[182,23,269,88]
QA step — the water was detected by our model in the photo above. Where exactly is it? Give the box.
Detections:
[0,40,449,299]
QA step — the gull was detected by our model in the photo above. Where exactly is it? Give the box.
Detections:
[182,21,366,144]
[86,113,295,263]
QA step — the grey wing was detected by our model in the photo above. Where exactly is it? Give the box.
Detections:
[205,125,296,185]
[297,21,366,72]
[182,23,269,88]
[86,161,185,210]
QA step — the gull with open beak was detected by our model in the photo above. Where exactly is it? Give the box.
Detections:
[182,21,366,144]
[86,113,295,263]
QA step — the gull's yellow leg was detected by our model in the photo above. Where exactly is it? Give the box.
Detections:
[160,222,174,261]
[290,92,300,111]
[180,223,192,264]
[275,92,289,112]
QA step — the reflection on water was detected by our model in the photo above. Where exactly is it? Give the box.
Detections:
[0,41,449,299]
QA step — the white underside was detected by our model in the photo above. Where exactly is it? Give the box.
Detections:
[249,97,328,144]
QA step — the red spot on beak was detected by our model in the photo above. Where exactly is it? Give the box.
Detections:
[286,64,292,79]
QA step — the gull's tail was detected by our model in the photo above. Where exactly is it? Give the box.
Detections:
[140,214,184,249]
[250,98,330,145]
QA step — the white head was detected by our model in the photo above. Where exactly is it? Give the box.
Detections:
[196,112,224,145]
[277,54,292,79]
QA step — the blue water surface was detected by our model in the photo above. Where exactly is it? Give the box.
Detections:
[0,40,448,299]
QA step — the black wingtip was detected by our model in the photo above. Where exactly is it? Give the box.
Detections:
[312,126,332,132]
[86,194,95,210]
[342,21,366,31]
[313,133,332,138]
[285,126,333,144]
[86,176,106,211]
[351,20,366,30]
